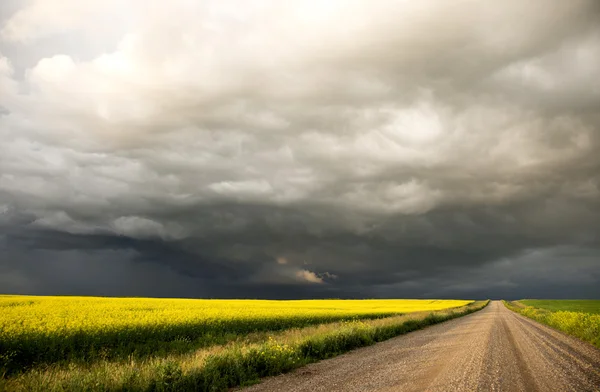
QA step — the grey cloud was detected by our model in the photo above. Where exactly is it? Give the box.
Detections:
[1,0,599,299]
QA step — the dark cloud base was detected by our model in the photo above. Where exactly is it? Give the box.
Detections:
[2,198,599,299]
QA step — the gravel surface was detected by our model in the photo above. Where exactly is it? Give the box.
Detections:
[240,301,600,392]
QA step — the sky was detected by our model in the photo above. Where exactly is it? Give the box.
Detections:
[1,1,599,300]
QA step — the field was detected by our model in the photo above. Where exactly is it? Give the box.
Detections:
[519,299,600,314]
[504,300,600,349]
[0,295,484,391]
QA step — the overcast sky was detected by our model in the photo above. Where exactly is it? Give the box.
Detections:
[1,1,599,299]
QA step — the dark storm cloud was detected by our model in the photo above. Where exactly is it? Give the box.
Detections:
[1,0,599,298]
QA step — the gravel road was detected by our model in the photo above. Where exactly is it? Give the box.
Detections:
[241,301,600,392]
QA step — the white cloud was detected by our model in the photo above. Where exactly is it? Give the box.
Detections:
[0,0,133,42]
[209,180,273,197]
[31,211,102,235]
[111,216,187,240]
[295,269,324,284]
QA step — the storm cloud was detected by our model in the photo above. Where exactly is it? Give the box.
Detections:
[1,0,599,299]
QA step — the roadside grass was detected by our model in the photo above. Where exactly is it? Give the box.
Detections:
[503,300,600,349]
[1,301,488,392]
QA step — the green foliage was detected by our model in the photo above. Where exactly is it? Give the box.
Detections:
[504,301,600,349]
[519,299,600,314]
[148,362,185,392]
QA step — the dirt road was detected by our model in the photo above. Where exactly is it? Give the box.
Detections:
[242,301,600,391]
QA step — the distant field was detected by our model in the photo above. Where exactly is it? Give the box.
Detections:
[0,295,481,391]
[505,300,600,351]
[519,299,600,314]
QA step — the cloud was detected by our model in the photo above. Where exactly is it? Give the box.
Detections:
[295,269,324,284]
[320,272,338,280]
[0,0,134,43]
[0,0,599,298]
[111,216,187,240]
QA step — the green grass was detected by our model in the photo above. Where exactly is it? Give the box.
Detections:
[0,301,488,391]
[519,299,600,314]
[504,300,600,350]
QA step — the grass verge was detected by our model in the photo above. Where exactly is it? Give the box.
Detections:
[1,301,488,392]
[503,300,600,349]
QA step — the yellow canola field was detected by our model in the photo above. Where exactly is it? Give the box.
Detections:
[1,296,471,337]
[0,295,471,371]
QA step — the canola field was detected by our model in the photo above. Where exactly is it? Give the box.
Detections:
[0,295,471,373]
[505,300,600,349]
